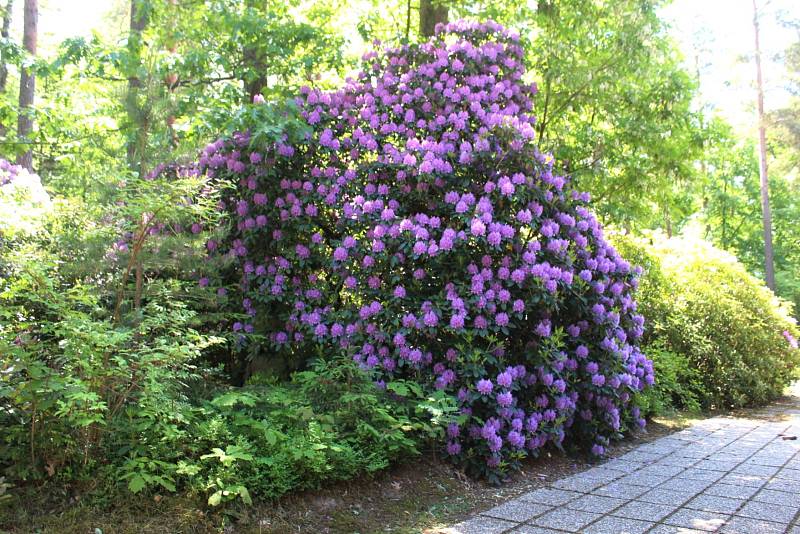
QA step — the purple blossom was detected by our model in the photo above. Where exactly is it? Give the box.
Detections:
[477,379,493,395]
[194,24,653,475]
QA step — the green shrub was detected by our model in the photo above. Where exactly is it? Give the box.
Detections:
[167,357,448,505]
[634,342,705,415]
[0,254,441,508]
[0,257,222,483]
[612,232,800,411]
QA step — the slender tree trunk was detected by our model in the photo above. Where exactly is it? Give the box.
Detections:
[664,204,673,238]
[752,0,776,290]
[126,0,150,173]
[0,1,11,91]
[165,0,178,147]
[16,0,36,171]
[405,0,411,42]
[419,0,447,38]
[0,0,14,137]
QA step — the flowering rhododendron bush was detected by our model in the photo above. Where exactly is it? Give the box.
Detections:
[197,21,653,476]
[0,159,52,238]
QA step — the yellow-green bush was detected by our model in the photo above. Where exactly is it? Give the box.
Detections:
[612,232,799,411]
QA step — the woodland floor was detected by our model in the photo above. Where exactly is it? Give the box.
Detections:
[0,413,695,534]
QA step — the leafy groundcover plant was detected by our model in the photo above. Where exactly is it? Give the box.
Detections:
[194,20,653,479]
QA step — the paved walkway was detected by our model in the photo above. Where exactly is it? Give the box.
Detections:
[449,393,800,534]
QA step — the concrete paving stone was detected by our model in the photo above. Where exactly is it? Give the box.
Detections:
[518,488,581,506]
[451,515,518,534]
[581,467,625,482]
[763,440,800,451]
[508,526,563,534]
[702,483,761,500]
[758,449,796,461]
[648,437,692,449]
[657,455,700,468]
[715,455,751,465]
[647,525,707,534]
[731,463,780,477]
[715,450,752,459]
[530,508,602,532]
[752,488,800,506]
[717,472,768,488]
[673,428,707,439]
[694,459,741,472]
[590,482,649,499]
[664,509,730,532]
[719,516,787,534]
[733,441,767,450]
[565,494,627,514]
[681,468,725,482]
[775,467,800,481]
[761,476,799,493]
[481,500,552,522]
[582,516,654,534]
[637,488,695,506]
[637,442,683,455]
[684,494,745,514]
[658,477,712,494]
[721,441,761,450]
[749,454,792,467]
[618,450,666,464]
[680,448,718,459]
[736,500,799,523]
[618,472,672,487]
[637,464,687,478]
[738,437,772,446]
[612,500,677,522]
[550,475,605,493]
[602,458,646,473]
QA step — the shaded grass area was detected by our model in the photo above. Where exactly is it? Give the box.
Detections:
[0,415,691,534]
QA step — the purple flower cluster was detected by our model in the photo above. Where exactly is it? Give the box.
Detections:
[785,330,798,350]
[197,21,652,476]
[0,159,24,186]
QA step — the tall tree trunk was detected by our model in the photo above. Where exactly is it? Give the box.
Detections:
[0,0,14,137]
[752,0,776,290]
[242,0,268,104]
[126,0,150,174]
[419,0,447,38]
[16,0,36,171]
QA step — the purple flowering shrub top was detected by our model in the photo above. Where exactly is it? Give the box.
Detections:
[198,21,653,475]
[0,158,23,186]
[0,158,51,237]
